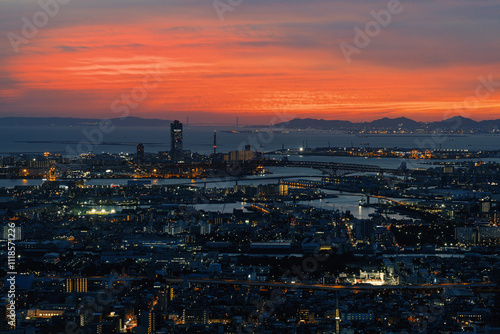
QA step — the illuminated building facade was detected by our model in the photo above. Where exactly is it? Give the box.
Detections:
[65,278,87,293]
[170,120,183,162]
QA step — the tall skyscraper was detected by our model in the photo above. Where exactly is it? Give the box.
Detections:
[136,143,144,162]
[170,120,183,162]
[139,311,157,334]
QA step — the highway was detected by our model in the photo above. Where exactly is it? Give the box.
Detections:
[163,278,496,291]
[165,174,323,187]
[160,159,403,178]
[40,276,497,291]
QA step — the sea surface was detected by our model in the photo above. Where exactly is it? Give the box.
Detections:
[1,125,499,155]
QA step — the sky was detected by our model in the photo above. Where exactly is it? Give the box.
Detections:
[1,0,500,124]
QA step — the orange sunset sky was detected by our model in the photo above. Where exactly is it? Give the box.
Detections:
[1,0,500,124]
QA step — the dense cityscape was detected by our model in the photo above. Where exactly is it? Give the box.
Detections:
[0,120,499,333]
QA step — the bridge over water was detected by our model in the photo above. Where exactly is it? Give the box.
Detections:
[160,159,405,178]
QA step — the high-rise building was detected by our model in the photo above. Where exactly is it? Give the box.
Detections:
[183,308,208,325]
[139,311,157,334]
[2,225,22,241]
[158,292,168,311]
[298,309,314,323]
[136,143,144,162]
[65,278,87,292]
[170,120,183,162]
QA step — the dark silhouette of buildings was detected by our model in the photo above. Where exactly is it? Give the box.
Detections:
[137,143,144,162]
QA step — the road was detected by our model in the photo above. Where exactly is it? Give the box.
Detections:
[163,278,495,291]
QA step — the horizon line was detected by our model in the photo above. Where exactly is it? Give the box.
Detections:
[0,115,498,124]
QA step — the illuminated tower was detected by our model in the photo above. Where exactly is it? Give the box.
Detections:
[170,120,183,162]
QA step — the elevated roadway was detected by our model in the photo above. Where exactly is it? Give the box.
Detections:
[160,159,403,177]
[164,278,495,291]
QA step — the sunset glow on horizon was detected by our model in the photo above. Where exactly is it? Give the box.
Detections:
[1,0,500,124]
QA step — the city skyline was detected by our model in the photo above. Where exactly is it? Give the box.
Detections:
[1,0,500,123]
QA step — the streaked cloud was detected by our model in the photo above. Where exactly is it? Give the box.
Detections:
[0,0,499,122]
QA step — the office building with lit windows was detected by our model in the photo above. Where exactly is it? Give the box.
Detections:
[65,278,87,293]
[170,120,183,162]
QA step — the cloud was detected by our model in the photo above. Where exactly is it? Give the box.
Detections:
[0,0,499,122]
[54,45,91,52]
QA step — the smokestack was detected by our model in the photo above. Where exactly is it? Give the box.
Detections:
[213,130,217,155]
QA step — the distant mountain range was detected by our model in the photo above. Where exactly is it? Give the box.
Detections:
[0,117,172,127]
[0,116,499,132]
[276,116,500,133]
